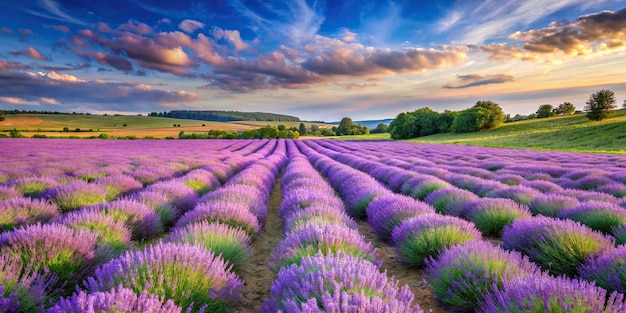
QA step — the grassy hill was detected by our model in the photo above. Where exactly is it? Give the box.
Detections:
[0,114,333,138]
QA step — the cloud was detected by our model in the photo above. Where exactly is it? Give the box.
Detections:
[0,70,200,112]
[18,28,34,41]
[212,27,249,51]
[75,51,133,72]
[443,74,515,89]
[10,47,49,61]
[472,7,626,61]
[0,60,31,70]
[339,28,357,42]
[46,25,71,33]
[0,96,42,106]
[20,0,86,25]
[1,27,13,34]
[118,20,153,35]
[179,19,205,34]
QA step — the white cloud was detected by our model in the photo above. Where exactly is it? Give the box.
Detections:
[178,19,205,34]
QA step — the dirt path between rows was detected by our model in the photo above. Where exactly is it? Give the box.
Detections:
[231,175,284,313]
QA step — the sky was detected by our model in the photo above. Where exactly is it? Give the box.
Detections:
[0,0,625,121]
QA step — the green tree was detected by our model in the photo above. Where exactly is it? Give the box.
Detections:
[414,107,441,137]
[298,123,307,136]
[585,89,617,121]
[554,102,576,115]
[389,112,418,139]
[336,117,355,135]
[0,113,5,122]
[473,100,506,129]
[451,107,488,133]
[277,125,286,131]
[370,123,389,134]
[536,104,555,118]
[437,110,458,133]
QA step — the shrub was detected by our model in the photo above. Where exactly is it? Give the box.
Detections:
[180,169,221,196]
[85,243,243,313]
[341,183,388,219]
[94,174,142,201]
[167,221,252,273]
[0,186,22,200]
[425,240,541,311]
[597,183,626,198]
[54,209,131,256]
[0,254,57,313]
[262,252,423,313]
[392,214,481,267]
[0,223,103,292]
[48,285,182,313]
[579,245,626,294]
[478,274,626,312]
[129,191,180,227]
[279,189,344,220]
[464,198,532,236]
[574,175,613,191]
[494,173,525,186]
[529,194,579,217]
[424,188,479,217]
[409,178,451,200]
[284,205,357,233]
[366,194,434,240]
[521,180,563,193]
[558,201,626,234]
[585,89,617,121]
[486,185,541,206]
[268,223,378,272]
[44,181,107,212]
[501,216,615,276]
[10,177,59,198]
[175,200,260,237]
[0,197,59,231]
[146,180,199,213]
[613,223,626,245]
[94,199,163,240]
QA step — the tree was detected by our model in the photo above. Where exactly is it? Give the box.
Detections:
[413,107,441,137]
[336,117,355,136]
[473,100,506,129]
[389,112,418,139]
[0,113,5,122]
[451,107,488,133]
[277,124,286,131]
[298,122,307,135]
[554,102,575,115]
[370,123,389,134]
[437,110,458,133]
[536,104,555,118]
[585,89,617,121]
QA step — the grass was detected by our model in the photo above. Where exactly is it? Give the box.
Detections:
[406,109,626,154]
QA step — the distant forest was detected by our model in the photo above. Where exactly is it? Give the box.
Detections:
[150,110,301,122]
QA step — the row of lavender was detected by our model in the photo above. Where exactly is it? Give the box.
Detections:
[302,139,626,311]
[262,140,424,312]
[0,139,282,312]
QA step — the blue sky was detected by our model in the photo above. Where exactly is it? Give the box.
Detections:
[1,0,625,121]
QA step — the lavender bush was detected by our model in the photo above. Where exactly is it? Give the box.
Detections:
[579,244,626,294]
[409,178,451,200]
[10,177,59,198]
[558,201,626,234]
[167,221,252,272]
[464,198,532,236]
[392,214,481,267]
[425,240,541,311]
[283,205,357,233]
[48,285,183,313]
[502,216,615,276]
[43,181,107,212]
[0,186,22,201]
[366,194,434,240]
[94,174,142,201]
[529,194,579,217]
[175,200,260,237]
[423,188,479,217]
[94,199,163,239]
[0,197,59,231]
[478,274,626,312]
[85,242,243,313]
[262,252,423,313]
[1,254,57,313]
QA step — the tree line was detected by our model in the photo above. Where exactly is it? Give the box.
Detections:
[151,110,301,122]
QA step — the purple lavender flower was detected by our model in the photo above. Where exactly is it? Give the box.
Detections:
[85,242,243,312]
[0,223,102,291]
[494,173,525,186]
[409,177,451,200]
[175,200,260,237]
[70,168,107,183]
[180,169,221,196]
[392,214,481,267]
[388,172,417,193]
[425,240,542,311]
[448,174,485,191]
[1,254,57,313]
[577,190,620,203]
[146,180,199,213]
[558,201,626,234]
[613,223,626,245]
[43,181,107,212]
[526,172,554,181]
[573,175,614,191]
[464,198,532,236]
[262,252,423,313]
[284,205,357,233]
[529,194,579,217]
[0,186,22,201]
[94,174,143,201]
[94,199,163,239]
[501,215,615,276]
[167,221,252,272]
[562,169,606,181]
[48,285,183,313]
[611,171,626,184]
[54,208,131,256]
[201,185,269,225]
[129,191,180,227]
[485,185,541,206]
[423,188,479,217]
[0,197,59,231]
[366,194,434,240]
[268,223,378,272]
[10,176,60,198]
[280,189,344,220]
[341,183,388,219]
[520,180,563,193]
[579,244,626,294]
[132,166,174,185]
[478,273,626,312]
[472,181,508,197]
[596,182,626,198]
[399,174,436,195]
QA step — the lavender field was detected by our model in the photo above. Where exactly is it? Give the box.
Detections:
[2,138,626,312]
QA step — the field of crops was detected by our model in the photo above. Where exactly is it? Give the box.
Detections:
[2,138,626,312]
